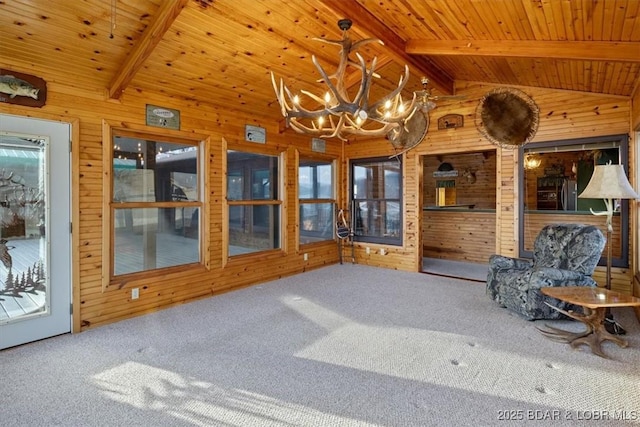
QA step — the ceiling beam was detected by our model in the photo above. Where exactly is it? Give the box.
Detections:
[406,40,640,62]
[108,0,189,100]
[320,0,454,94]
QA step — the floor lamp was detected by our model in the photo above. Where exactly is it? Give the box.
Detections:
[578,162,639,334]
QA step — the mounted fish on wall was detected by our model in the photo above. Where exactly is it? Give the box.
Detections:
[0,69,47,108]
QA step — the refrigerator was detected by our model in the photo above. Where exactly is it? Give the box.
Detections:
[561,179,577,211]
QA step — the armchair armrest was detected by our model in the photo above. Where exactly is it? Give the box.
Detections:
[489,254,532,272]
[526,267,597,290]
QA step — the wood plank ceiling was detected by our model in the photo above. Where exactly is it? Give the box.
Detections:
[1,0,639,126]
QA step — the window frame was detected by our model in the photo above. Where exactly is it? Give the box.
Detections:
[518,134,630,268]
[298,155,337,246]
[225,147,283,259]
[102,121,209,289]
[349,156,403,246]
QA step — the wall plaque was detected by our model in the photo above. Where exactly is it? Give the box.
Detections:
[311,138,326,153]
[145,104,180,130]
[0,69,47,108]
[437,114,464,130]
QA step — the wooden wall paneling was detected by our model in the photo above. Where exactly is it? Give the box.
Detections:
[0,71,635,332]
[423,211,496,263]
[0,81,343,330]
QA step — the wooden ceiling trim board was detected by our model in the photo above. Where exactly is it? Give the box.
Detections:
[319,0,454,94]
[491,1,532,41]
[560,0,577,41]
[521,0,551,41]
[405,40,640,62]
[602,0,618,41]
[108,0,189,100]
[468,2,512,40]
[441,0,493,40]
[590,0,605,41]
[426,1,471,39]
[630,2,640,39]
[621,0,640,40]
[545,0,564,41]
[413,1,471,40]
[609,0,628,41]
[569,0,585,41]
[175,4,351,79]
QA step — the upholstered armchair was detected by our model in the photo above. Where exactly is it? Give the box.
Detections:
[486,223,606,320]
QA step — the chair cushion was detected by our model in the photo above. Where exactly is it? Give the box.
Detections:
[533,223,605,274]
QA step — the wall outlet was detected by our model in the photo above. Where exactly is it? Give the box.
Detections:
[131,288,139,300]
[380,248,386,255]
[365,247,371,254]
[303,253,308,261]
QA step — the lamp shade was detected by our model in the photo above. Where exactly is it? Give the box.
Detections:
[578,163,640,200]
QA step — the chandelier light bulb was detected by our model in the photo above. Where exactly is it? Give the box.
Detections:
[317,116,325,127]
[384,100,392,109]
[293,95,300,105]
[324,92,331,104]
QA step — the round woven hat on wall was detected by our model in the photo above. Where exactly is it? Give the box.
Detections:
[475,87,539,149]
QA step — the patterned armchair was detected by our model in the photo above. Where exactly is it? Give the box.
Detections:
[486,223,606,320]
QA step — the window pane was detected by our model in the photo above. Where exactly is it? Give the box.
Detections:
[300,203,334,244]
[227,151,278,200]
[353,160,400,199]
[353,200,400,238]
[228,205,280,255]
[113,137,198,203]
[519,134,629,267]
[351,157,402,245]
[299,160,333,199]
[114,207,200,275]
[0,134,48,321]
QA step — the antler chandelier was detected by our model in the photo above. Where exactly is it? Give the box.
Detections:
[270,19,418,141]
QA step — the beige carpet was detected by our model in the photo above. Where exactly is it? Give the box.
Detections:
[422,257,488,282]
[2,264,638,426]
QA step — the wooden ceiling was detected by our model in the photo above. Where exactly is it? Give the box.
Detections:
[1,0,639,124]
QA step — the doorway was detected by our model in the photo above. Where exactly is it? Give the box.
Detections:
[421,150,497,280]
[0,114,71,349]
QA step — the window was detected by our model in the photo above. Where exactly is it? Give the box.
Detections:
[299,158,335,245]
[109,132,203,278]
[350,157,402,245]
[227,150,281,255]
[519,134,630,267]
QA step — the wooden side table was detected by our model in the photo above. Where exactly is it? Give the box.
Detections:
[539,286,640,358]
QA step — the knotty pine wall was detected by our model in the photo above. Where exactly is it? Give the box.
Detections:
[345,81,635,294]
[0,78,635,332]
[0,84,344,332]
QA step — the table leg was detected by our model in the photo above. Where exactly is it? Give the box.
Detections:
[538,303,629,358]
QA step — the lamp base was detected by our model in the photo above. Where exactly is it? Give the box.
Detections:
[604,312,627,335]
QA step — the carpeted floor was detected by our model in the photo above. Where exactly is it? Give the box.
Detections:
[422,258,488,282]
[2,264,639,426]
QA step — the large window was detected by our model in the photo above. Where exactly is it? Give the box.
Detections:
[227,150,280,255]
[109,132,203,278]
[350,157,402,245]
[299,158,335,245]
[519,134,630,267]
